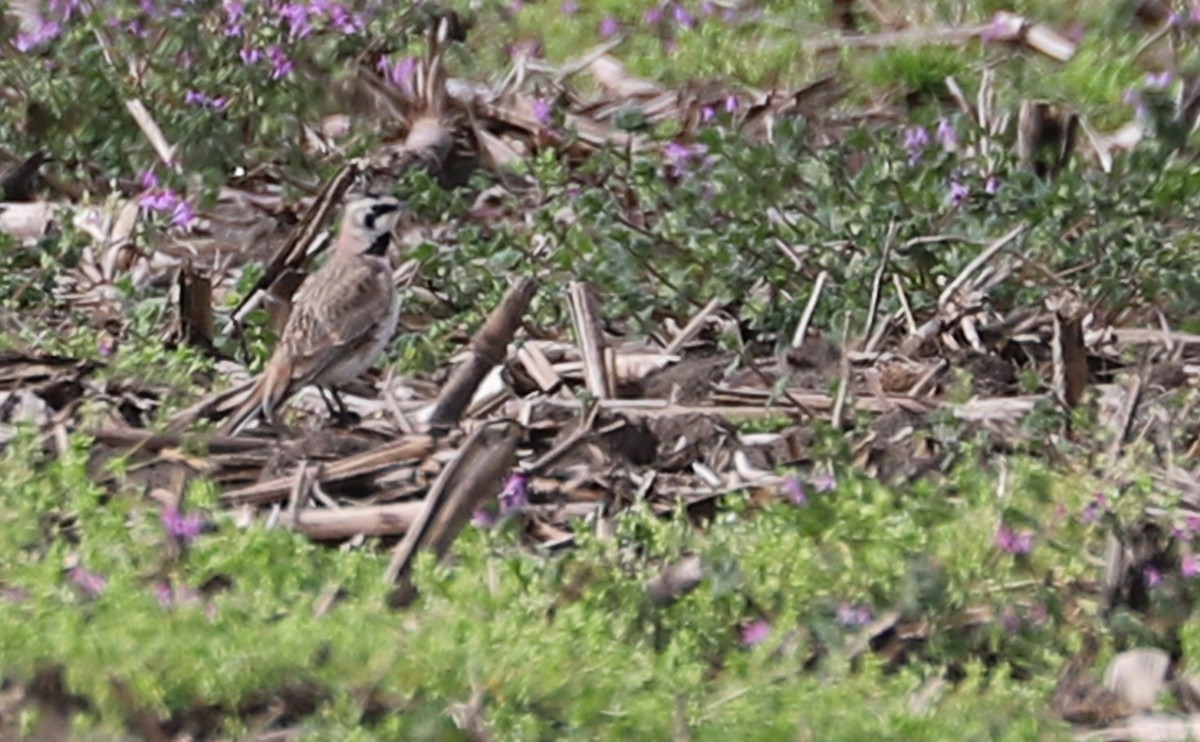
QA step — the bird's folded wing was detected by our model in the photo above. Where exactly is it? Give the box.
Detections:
[282,260,393,386]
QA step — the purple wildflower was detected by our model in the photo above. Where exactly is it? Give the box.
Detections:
[782,475,807,506]
[170,200,196,231]
[723,95,739,113]
[69,566,107,597]
[48,0,82,21]
[155,581,174,608]
[1123,87,1151,118]
[162,505,203,543]
[499,472,529,515]
[184,90,228,110]
[835,602,872,627]
[740,618,770,646]
[266,45,293,79]
[98,334,117,358]
[902,125,930,165]
[1080,492,1107,524]
[948,179,970,206]
[561,0,578,14]
[812,472,837,493]
[139,188,181,212]
[507,39,544,60]
[138,169,159,190]
[471,508,497,529]
[700,105,716,123]
[1192,3,1200,25]
[1183,555,1200,579]
[598,15,620,38]
[239,46,262,65]
[994,526,1034,555]
[13,19,61,53]
[663,141,709,176]
[699,0,715,15]
[377,55,417,94]
[643,4,664,24]
[1145,70,1174,89]
[999,606,1021,633]
[327,4,364,33]
[673,3,695,28]
[278,2,314,38]
[1144,566,1163,588]
[223,0,245,35]
[935,117,957,149]
[984,175,1000,195]
[531,98,552,126]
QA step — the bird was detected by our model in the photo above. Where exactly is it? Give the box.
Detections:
[220,195,404,434]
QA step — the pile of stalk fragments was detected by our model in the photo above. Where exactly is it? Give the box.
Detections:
[6,9,1200,736]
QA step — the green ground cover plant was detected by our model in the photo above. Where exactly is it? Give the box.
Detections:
[3,0,1200,739]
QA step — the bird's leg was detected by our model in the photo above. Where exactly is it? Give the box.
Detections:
[317,385,340,417]
[318,385,357,427]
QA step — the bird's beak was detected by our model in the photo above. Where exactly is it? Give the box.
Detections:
[370,201,402,218]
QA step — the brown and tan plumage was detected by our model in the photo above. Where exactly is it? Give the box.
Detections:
[220,195,404,434]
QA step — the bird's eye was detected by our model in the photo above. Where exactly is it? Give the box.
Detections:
[364,212,377,230]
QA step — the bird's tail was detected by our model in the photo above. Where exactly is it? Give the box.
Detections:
[218,359,292,435]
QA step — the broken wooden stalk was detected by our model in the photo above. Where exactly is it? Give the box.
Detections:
[385,420,521,607]
[425,278,537,429]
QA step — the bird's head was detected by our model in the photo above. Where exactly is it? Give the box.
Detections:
[340,195,404,256]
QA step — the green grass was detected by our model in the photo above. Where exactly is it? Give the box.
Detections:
[1,427,1120,738]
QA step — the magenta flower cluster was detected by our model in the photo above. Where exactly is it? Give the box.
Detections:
[9,0,82,52]
[162,505,204,543]
[376,55,417,94]
[499,471,530,515]
[994,525,1034,555]
[184,89,228,110]
[663,141,714,177]
[137,170,195,231]
[780,471,837,507]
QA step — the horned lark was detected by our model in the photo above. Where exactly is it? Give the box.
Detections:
[221,195,404,434]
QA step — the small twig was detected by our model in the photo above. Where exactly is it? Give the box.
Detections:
[906,359,947,397]
[938,223,1027,306]
[790,270,828,349]
[1106,372,1143,463]
[524,404,609,475]
[284,462,318,526]
[124,99,178,172]
[665,297,722,355]
[293,500,423,540]
[380,369,415,435]
[862,219,897,349]
[892,272,916,333]
[830,312,852,430]
[567,281,611,399]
